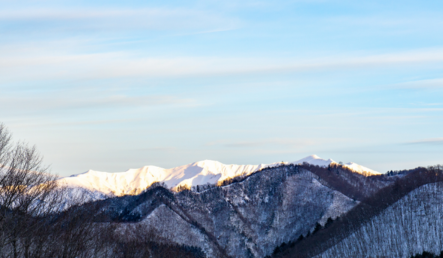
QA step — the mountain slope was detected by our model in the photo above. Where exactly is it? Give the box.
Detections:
[274,166,443,258]
[317,181,443,258]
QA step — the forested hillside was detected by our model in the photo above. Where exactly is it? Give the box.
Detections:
[273,166,443,258]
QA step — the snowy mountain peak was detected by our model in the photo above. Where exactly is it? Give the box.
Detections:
[58,155,380,201]
[292,154,335,167]
[291,155,381,175]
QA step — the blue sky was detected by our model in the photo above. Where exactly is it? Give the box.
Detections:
[1,0,443,176]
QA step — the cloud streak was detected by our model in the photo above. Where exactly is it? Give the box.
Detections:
[208,138,345,149]
[0,7,239,32]
[405,138,443,145]
[0,8,196,20]
[0,94,196,113]
[2,48,443,83]
[394,79,443,89]
[8,118,142,128]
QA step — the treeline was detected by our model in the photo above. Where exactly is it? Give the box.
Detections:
[272,164,443,258]
[0,124,204,258]
[386,167,421,176]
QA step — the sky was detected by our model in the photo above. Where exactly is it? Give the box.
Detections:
[1,0,443,176]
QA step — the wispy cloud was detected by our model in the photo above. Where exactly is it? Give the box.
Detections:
[0,94,196,112]
[8,118,142,128]
[0,7,239,32]
[411,102,443,106]
[0,8,192,20]
[328,13,443,29]
[2,48,443,83]
[223,139,313,148]
[208,138,345,148]
[134,147,177,152]
[394,79,443,89]
[405,138,443,145]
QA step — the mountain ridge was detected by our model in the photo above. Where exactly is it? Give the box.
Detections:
[58,155,380,201]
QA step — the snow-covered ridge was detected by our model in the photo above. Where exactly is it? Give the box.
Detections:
[293,155,380,176]
[58,155,380,198]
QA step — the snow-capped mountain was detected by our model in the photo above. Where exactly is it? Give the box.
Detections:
[58,155,380,199]
[60,160,272,198]
[86,162,362,257]
[79,159,393,257]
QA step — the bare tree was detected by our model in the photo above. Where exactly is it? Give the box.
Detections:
[0,124,68,257]
[0,123,204,258]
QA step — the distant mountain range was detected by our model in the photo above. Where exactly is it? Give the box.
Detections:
[58,155,380,202]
